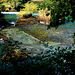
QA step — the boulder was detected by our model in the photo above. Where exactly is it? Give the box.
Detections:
[37,8,51,25]
[15,16,37,25]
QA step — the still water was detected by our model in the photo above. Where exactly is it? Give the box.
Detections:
[1,12,75,29]
[0,12,19,30]
[1,12,19,24]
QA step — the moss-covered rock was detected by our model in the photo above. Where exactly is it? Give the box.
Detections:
[0,27,40,45]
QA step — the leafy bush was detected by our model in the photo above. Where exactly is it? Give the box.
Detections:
[0,5,5,11]
[73,32,75,43]
[18,2,38,17]
[0,37,75,75]
[39,0,72,26]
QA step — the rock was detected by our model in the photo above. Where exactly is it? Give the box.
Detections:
[15,16,37,25]
[37,8,51,25]
[0,28,40,45]
[23,13,32,18]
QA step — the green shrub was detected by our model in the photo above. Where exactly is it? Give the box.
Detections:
[73,32,75,43]
[18,2,38,17]
[39,0,72,26]
[1,5,5,11]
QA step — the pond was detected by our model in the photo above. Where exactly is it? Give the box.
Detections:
[58,21,75,28]
[0,12,75,29]
[1,12,19,24]
[0,12,19,30]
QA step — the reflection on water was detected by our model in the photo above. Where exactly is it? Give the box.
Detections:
[10,21,15,25]
[58,21,75,28]
[3,14,18,22]
[1,12,19,22]
[32,13,38,18]
[0,12,75,30]
[0,12,19,30]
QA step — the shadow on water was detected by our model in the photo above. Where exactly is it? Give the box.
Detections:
[0,12,4,17]
[0,12,19,30]
[47,19,75,30]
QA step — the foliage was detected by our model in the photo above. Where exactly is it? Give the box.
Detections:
[73,32,75,43]
[39,0,72,26]
[1,45,75,75]
[0,0,7,3]
[0,0,22,10]
[7,0,22,8]
[19,2,38,17]
[0,43,9,60]
[21,46,75,75]
[0,36,75,74]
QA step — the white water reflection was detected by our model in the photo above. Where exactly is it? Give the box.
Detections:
[10,21,15,26]
[1,12,19,14]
